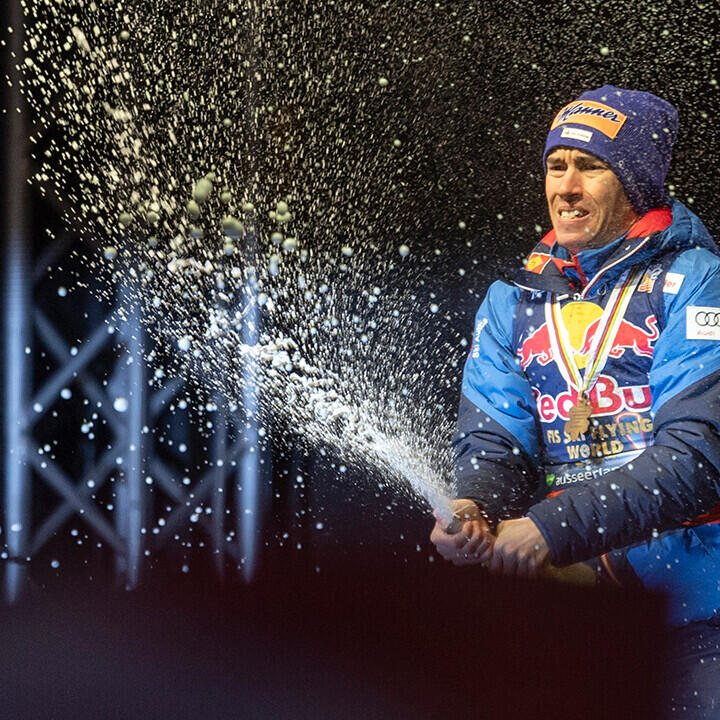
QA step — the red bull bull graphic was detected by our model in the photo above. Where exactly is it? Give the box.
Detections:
[518,323,554,370]
[518,305,659,371]
[577,315,658,360]
[518,301,658,426]
[519,301,603,371]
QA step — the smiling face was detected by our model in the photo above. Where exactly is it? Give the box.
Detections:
[545,147,639,254]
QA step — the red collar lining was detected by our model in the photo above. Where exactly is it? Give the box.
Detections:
[540,206,673,248]
[535,207,673,283]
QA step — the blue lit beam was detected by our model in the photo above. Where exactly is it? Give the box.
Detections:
[211,398,228,580]
[238,269,261,582]
[124,296,147,589]
[3,0,32,604]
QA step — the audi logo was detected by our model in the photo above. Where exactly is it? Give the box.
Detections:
[695,311,720,327]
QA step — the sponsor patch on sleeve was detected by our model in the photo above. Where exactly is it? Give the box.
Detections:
[525,252,551,274]
[663,272,684,294]
[471,317,489,358]
[686,306,720,340]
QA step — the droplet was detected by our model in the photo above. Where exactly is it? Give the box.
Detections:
[193,177,213,204]
[113,397,129,413]
[222,215,244,237]
[187,200,200,219]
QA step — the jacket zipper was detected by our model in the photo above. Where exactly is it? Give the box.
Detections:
[580,235,652,298]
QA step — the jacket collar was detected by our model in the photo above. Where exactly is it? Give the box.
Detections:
[508,207,673,297]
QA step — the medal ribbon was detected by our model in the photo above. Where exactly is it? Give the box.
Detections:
[545,265,644,398]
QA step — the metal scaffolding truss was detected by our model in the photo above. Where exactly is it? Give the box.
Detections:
[2,1,266,600]
[5,256,267,600]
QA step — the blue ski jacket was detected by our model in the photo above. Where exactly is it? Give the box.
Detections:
[456,200,720,625]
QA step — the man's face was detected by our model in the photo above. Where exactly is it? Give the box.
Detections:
[545,147,639,254]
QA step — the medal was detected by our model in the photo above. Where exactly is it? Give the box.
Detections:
[565,394,592,441]
[544,266,645,445]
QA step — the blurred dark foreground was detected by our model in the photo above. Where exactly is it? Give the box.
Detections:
[0,549,665,720]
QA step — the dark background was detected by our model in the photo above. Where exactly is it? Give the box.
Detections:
[2,1,717,717]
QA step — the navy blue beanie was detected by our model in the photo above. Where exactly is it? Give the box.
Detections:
[543,85,678,215]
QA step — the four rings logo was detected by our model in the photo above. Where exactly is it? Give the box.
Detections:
[687,306,720,340]
[695,311,720,327]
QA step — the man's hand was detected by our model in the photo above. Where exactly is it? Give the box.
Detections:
[430,499,494,566]
[487,517,550,578]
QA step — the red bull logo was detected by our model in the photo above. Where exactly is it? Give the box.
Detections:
[517,302,659,423]
[518,302,659,371]
[577,314,659,360]
[534,375,652,422]
[518,323,555,370]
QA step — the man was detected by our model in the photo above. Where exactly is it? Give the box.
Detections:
[431,86,720,716]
